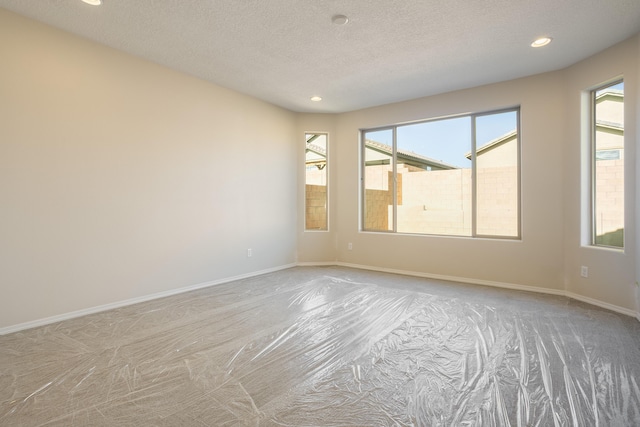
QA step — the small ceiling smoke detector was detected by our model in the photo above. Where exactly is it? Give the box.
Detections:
[310,96,322,102]
[531,37,552,48]
[82,0,102,5]
[331,15,349,25]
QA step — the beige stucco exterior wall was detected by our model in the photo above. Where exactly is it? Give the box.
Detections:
[476,136,518,168]
[371,165,518,237]
[597,93,624,126]
[0,9,298,330]
[305,184,328,230]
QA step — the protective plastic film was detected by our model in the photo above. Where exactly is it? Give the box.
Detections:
[1,267,639,426]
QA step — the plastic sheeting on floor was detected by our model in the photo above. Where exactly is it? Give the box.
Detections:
[1,267,640,426]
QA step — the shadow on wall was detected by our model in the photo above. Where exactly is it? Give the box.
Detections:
[595,228,624,248]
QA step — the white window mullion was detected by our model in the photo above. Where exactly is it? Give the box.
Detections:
[392,127,398,232]
[471,115,477,237]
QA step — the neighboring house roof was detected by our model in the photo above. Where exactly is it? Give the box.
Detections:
[596,89,623,100]
[465,130,517,159]
[305,134,328,167]
[596,120,623,132]
[365,139,457,170]
[306,143,327,168]
[306,143,326,157]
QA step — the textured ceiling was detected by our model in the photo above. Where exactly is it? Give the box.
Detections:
[1,0,639,113]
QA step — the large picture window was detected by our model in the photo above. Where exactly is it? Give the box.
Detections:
[592,80,624,248]
[362,108,520,238]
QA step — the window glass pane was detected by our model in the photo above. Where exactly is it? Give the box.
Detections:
[363,129,394,231]
[475,111,519,237]
[396,117,472,235]
[594,81,624,247]
[360,107,521,240]
[305,133,327,230]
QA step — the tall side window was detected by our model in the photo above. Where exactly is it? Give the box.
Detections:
[362,108,520,238]
[305,133,328,230]
[592,80,624,248]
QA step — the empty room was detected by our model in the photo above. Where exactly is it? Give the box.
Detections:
[1,1,640,425]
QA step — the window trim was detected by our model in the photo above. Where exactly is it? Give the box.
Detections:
[304,131,329,232]
[590,79,624,249]
[360,107,521,240]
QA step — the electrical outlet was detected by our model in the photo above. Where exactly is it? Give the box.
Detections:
[247,248,252,258]
[348,242,353,250]
[580,266,588,278]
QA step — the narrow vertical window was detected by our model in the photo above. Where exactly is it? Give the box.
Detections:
[305,133,328,230]
[592,81,624,248]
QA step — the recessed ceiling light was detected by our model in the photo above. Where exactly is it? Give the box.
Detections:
[82,0,102,5]
[310,96,322,102]
[531,37,552,48]
[331,15,349,25]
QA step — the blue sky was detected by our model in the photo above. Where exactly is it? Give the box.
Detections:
[365,110,517,168]
[596,81,624,96]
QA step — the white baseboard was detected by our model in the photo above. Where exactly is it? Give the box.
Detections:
[563,291,638,318]
[3,261,637,335]
[296,261,337,267]
[0,263,296,336]
[307,261,638,319]
[335,262,566,295]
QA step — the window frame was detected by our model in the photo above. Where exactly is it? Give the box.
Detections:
[590,79,624,249]
[360,107,521,239]
[304,132,330,232]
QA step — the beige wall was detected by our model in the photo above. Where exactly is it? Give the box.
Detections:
[637,35,640,314]
[299,35,638,313]
[0,9,297,329]
[2,8,638,331]
[296,114,338,263]
[564,35,638,310]
[327,72,567,290]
